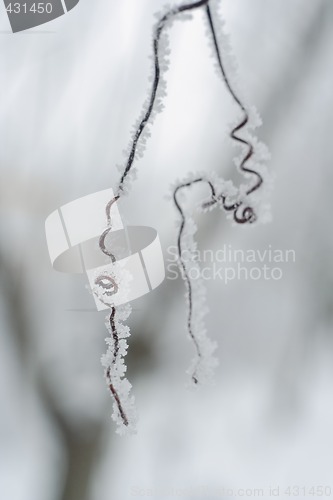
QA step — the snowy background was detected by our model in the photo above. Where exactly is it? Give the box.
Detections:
[1,0,333,499]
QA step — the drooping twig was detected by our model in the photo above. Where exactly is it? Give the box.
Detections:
[172,2,269,383]
[203,3,263,223]
[174,178,217,384]
[99,0,217,429]
[105,307,128,428]
[117,0,210,194]
[97,196,132,431]
[98,0,269,415]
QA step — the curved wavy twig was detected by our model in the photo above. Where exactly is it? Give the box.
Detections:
[99,0,216,423]
[99,0,266,398]
[204,3,263,223]
[97,195,130,428]
[172,2,266,382]
[99,195,120,263]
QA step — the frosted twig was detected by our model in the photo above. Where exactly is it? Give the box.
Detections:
[172,2,271,384]
[101,304,137,435]
[97,195,136,434]
[97,0,272,425]
[99,1,214,431]
[174,178,218,385]
[117,0,211,195]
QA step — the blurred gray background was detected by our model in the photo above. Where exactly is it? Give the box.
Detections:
[1,0,333,499]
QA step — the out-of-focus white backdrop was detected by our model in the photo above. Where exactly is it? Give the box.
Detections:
[1,1,333,499]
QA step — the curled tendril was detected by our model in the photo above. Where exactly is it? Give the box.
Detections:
[205,4,263,222]
[234,205,256,224]
[202,194,257,224]
[94,275,119,298]
[99,195,120,263]
[96,194,130,428]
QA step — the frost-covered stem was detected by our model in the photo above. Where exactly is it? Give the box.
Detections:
[117,0,210,195]
[174,178,217,384]
[97,196,133,432]
[172,3,269,383]
[203,3,263,222]
[105,307,128,428]
[96,0,270,421]
[106,375,129,426]
[109,307,119,363]
[99,0,213,430]
[101,304,136,434]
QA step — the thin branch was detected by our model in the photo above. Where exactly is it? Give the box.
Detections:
[105,307,128,427]
[204,4,263,223]
[99,0,214,423]
[117,0,210,194]
[173,178,216,383]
